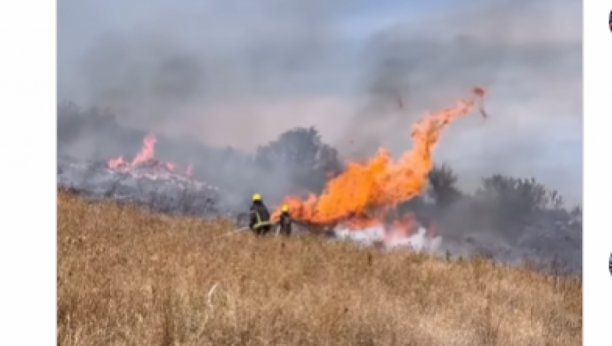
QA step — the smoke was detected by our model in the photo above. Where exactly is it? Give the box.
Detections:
[341,0,582,204]
[58,0,355,202]
[58,0,581,206]
[335,225,442,252]
[58,0,350,151]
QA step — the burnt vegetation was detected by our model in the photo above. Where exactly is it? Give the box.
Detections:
[58,102,582,236]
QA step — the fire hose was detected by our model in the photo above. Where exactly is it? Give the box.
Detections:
[225,219,325,237]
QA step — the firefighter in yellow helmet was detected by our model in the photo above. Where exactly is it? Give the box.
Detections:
[278,204,293,236]
[249,193,272,236]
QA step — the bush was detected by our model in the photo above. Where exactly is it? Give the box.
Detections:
[57,101,129,160]
[57,101,119,144]
[472,175,568,233]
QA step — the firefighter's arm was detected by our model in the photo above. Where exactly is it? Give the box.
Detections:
[249,210,257,229]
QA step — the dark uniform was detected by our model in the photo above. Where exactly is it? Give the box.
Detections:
[278,205,293,236]
[249,194,272,236]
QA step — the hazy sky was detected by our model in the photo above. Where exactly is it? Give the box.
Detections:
[57,0,582,203]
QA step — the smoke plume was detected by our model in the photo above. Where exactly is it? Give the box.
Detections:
[58,0,581,204]
[341,0,582,204]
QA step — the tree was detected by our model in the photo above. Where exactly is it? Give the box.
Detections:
[255,126,343,195]
[255,127,320,171]
[427,163,462,210]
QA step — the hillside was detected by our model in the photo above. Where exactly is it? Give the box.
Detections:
[57,191,581,346]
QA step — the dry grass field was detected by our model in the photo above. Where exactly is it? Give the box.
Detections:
[57,190,582,346]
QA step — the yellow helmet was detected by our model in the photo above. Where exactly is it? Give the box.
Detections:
[252,193,262,201]
[281,204,289,212]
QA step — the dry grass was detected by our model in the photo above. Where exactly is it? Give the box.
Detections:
[57,190,581,346]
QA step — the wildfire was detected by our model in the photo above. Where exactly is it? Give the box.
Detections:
[107,134,194,178]
[273,87,488,235]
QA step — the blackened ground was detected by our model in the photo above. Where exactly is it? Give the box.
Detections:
[57,155,245,220]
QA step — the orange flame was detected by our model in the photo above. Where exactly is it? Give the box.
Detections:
[107,134,194,178]
[273,87,487,231]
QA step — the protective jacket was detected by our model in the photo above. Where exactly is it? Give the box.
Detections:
[279,211,293,236]
[250,201,272,233]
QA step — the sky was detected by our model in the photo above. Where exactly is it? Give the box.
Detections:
[57,0,583,203]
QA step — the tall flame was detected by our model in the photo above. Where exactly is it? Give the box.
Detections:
[273,87,488,230]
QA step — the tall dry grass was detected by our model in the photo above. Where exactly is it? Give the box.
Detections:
[57,190,581,346]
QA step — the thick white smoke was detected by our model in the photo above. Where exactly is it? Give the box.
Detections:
[334,226,442,252]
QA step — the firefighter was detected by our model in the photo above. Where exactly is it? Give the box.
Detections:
[249,193,272,236]
[278,204,293,236]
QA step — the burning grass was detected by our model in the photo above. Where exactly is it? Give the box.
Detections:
[57,190,581,346]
